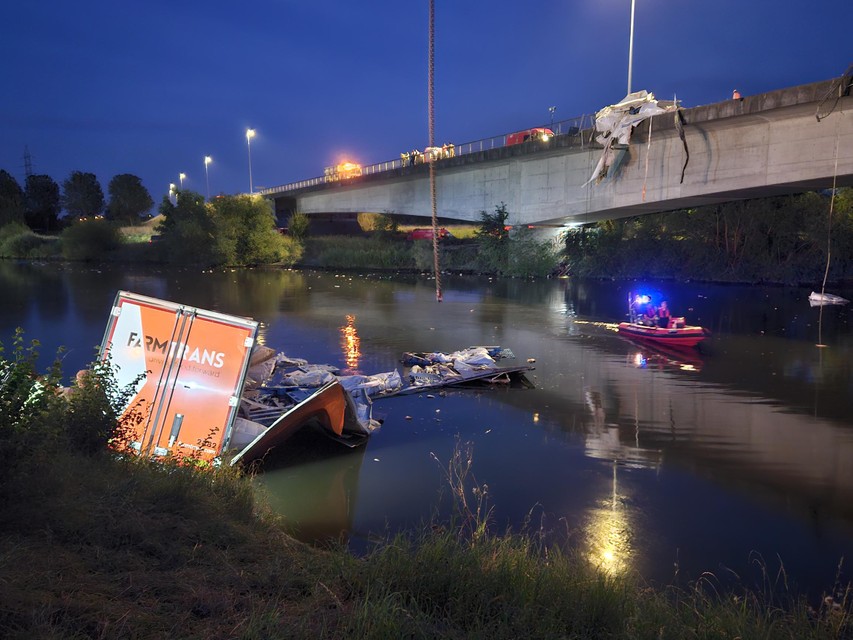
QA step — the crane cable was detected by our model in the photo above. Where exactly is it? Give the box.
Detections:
[816,118,842,348]
[428,0,442,302]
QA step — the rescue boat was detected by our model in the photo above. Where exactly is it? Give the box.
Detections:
[617,320,708,347]
[618,293,709,348]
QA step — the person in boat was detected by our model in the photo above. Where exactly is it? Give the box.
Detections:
[641,302,657,326]
[656,300,672,328]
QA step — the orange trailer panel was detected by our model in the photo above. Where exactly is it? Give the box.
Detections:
[100,291,258,462]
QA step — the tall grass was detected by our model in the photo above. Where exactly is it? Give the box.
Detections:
[304,236,414,269]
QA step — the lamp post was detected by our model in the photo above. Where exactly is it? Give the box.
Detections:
[246,128,256,194]
[203,156,212,200]
[169,183,176,205]
[178,172,186,189]
[548,106,556,130]
[627,0,636,95]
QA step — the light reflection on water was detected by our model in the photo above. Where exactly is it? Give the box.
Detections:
[3,263,853,595]
[584,462,634,576]
[339,314,361,372]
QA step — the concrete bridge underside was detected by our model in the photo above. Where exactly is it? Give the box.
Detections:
[269,79,853,227]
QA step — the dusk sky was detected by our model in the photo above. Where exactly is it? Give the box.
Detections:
[1,0,850,210]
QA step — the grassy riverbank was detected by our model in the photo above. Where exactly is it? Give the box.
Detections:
[0,358,853,640]
[2,444,851,639]
[1,336,852,638]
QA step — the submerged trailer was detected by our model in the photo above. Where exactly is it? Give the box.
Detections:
[100,291,258,463]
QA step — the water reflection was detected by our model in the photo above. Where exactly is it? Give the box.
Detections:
[255,430,366,545]
[625,343,704,374]
[339,314,361,372]
[584,462,634,576]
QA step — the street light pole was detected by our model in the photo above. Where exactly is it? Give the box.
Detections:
[179,172,186,189]
[246,128,256,194]
[548,106,556,130]
[627,0,636,95]
[204,156,212,200]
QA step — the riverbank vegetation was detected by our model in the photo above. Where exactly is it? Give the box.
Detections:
[298,205,561,278]
[2,165,852,285]
[564,189,853,285]
[0,191,303,267]
[2,335,852,639]
[154,191,302,267]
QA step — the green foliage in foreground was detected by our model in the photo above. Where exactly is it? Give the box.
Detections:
[0,331,135,470]
[2,335,851,639]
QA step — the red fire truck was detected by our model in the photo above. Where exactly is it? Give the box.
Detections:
[506,127,555,145]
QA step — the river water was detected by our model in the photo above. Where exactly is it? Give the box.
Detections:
[3,260,853,596]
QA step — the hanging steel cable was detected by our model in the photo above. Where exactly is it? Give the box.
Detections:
[428,0,442,302]
[816,122,842,348]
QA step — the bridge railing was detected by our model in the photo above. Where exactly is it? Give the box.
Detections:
[259,114,596,196]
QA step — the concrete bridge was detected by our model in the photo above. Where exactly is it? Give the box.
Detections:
[262,76,853,229]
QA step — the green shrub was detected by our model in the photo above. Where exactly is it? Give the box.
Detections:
[411,240,436,271]
[475,204,511,274]
[0,228,59,259]
[505,228,561,278]
[0,222,30,242]
[60,220,123,261]
[373,213,399,239]
[410,240,478,272]
[154,192,304,267]
[207,195,304,267]
[160,216,221,266]
[287,211,310,240]
[275,234,304,266]
[62,355,142,456]
[0,331,66,485]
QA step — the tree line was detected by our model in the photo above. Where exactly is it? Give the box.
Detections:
[0,169,154,232]
[562,189,853,285]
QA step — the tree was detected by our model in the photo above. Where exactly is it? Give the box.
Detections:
[209,195,300,266]
[62,171,104,221]
[475,202,511,273]
[152,192,301,267]
[107,174,153,224]
[475,202,510,242]
[287,212,310,241]
[24,174,61,233]
[0,170,26,226]
[155,190,219,265]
